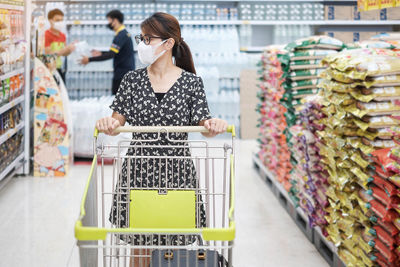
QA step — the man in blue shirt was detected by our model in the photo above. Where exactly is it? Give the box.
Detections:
[81,10,135,95]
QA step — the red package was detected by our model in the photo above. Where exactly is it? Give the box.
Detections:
[376,252,400,267]
[372,175,398,197]
[375,225,397,250]
[375,238,398,263]
[378,219,400,237]
[372,148,393,165]
[370,185,400,207]
[376,164,396,179]
[370,199,399,222]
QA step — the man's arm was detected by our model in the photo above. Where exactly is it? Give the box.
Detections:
[89,51,115,62]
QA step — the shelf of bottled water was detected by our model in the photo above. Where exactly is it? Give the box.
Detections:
[66,2,238,22]
[274,25,313,45]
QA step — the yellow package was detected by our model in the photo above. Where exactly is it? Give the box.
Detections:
[353,116,400,132]
[350,151,371,169]
[319,78,356,93]
[354,246,374,267]
[327,68,400,87]
[326,224,342,246]
[349,207,370,225]
[350,87,400,103]
[322,50,400,80]
[337,218,356,236]
[353,228,374,253]
[323,90,356,106]
[345,101,400,118]
[362,138,397,149]
[338,248,362,267]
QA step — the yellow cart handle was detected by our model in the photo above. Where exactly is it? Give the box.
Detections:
[94,125,236,137]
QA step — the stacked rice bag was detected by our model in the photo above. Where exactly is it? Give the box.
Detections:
[372,33,400,52]
[257,46,293,191]
[318,48,400,267]
[278,36,344,208]
[288,95,330,230]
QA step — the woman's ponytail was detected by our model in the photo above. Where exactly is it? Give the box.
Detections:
[173,40,196,74]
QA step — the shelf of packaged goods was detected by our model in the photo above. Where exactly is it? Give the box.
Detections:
[0,67,24,81]
[240,46,265,52]
[66,20,242,25]
[0,153,24,182]
[67,20,400,26]
[0,3,24,11]
[34,0,357,2]
[0,95,24,116]
[0,122,23,147]
[247,20,400,25]
[252,152,346,267]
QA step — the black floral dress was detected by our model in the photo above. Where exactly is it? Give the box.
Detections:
[109,68,211,245]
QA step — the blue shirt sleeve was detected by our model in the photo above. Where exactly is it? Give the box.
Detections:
[110,32,128,54]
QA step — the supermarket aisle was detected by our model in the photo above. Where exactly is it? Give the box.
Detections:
[0,140,327,267]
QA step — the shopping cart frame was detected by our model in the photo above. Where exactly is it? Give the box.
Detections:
[75,125,236,267]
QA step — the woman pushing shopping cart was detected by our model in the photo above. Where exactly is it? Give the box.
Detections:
[75,12,235,267]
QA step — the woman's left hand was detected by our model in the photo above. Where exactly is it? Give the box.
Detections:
[203,118,228,137]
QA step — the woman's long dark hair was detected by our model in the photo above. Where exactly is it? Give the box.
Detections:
[141,12,196,74]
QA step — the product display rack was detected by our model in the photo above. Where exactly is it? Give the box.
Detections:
[0,0,32,187]
[252,153,346,267]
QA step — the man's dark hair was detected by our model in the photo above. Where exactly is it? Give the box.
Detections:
[106,10,124,24]
[48,9,64,20]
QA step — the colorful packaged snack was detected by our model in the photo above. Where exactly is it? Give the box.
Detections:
[289,49,338,61]
[369,199,399,222]
[375,238,398,263]
[378,219,400,237]
[285,36,345,51]
[372,225,397,249]
[372,175,398,197]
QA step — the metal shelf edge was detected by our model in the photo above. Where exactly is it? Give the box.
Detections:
[66,20,400,26]
[0,3,24,11]
[0,123,24,147]
[0,153,24,182]
[0,95,25,116]
[0,67,25,81]
[252,151,342,264]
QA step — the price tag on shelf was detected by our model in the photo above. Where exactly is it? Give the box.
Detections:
[242,20,250,25]
[73,20,81,25]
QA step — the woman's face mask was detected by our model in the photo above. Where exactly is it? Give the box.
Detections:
[137,40,167,66]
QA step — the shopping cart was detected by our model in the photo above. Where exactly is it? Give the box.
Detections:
[75,125,236,267]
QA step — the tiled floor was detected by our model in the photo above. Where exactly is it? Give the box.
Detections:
[0,140,327,267]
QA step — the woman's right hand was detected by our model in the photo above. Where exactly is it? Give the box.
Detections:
[96,117,121,136]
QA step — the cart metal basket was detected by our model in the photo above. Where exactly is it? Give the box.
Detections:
[75,125,236,267]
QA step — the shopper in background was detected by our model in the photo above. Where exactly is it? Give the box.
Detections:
[80,10,135,95]
[45,9,75,82]
[96,12,228,266]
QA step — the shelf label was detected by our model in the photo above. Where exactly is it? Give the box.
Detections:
[242,20,250,25]
[73,20,81,25]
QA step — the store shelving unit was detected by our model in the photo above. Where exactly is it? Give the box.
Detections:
[0,95,25,115]
[0,67,25,81]
[0,153,24,182]
[252,152,346,267]
[66,19,400,26]
[0,3,23,10]
[0,123,24,147]
[0,0,31,186]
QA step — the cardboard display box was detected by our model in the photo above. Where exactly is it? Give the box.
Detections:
[325,5,353,20]
[240,69,259,139]
[325,31,379,43]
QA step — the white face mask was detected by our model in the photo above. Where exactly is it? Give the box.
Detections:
[137,40,167,66]
[53,21,65,32]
